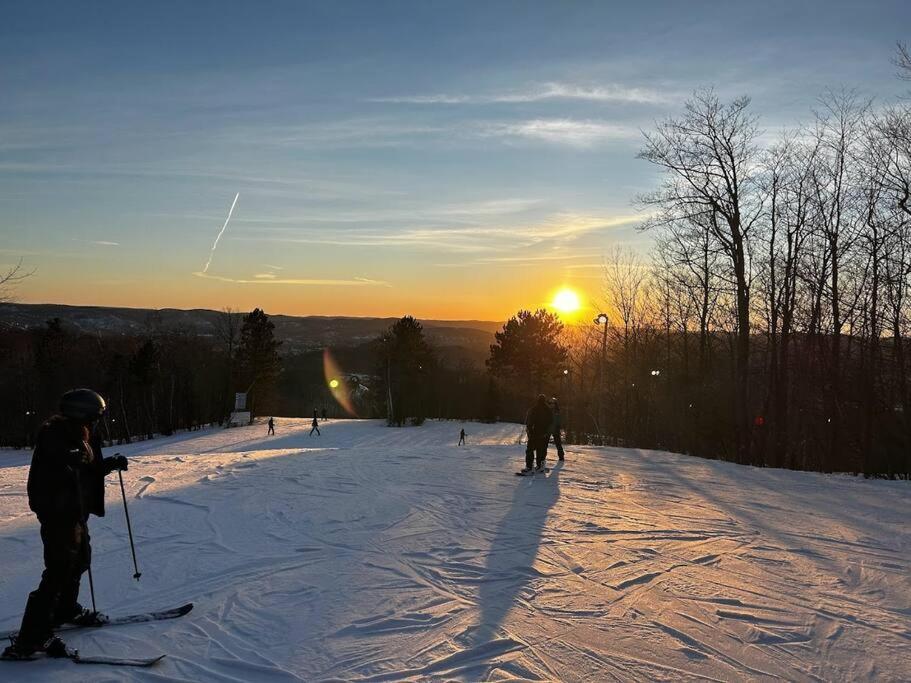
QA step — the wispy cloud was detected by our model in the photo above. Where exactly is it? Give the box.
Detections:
[235,212,645,257]
[481,119,638,147]
[71,238,120,246]
[371,82,667,105]
[193,272,390,287]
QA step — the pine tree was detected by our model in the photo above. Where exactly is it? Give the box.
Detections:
[374,316,435,426]
[488,309,567,398]
[236,308,283,413]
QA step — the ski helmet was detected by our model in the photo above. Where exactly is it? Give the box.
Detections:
[59,388,106,422]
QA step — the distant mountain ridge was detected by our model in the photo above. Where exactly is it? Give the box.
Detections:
[0,303,503,356]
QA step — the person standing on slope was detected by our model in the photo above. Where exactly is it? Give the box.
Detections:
[458,428,466,446]
[267,417,275,436]
[310,410,321,437]
[2,389,128,661]
[551,399,565,461]
[521,394,553,474]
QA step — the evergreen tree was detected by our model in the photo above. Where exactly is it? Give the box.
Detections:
[374,316,435,426]
[236,308,283,413]
[488,309,567,400]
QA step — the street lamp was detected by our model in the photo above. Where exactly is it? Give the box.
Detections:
[594,313,609,442]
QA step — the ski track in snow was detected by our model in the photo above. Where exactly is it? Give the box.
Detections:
[0,418,909,681]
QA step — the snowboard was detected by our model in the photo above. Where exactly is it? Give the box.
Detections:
[515,468,550,476]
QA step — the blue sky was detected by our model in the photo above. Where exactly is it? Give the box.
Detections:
[1,1,908,319]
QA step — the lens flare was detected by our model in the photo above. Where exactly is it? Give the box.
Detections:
[323,349,357,417]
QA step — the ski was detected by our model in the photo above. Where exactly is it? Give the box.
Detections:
[72,653,166,667]
[2,652,166,667]
[1,603,193,640]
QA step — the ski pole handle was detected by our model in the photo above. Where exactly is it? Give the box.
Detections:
[118,468,142,580]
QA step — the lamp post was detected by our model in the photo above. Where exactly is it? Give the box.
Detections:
[594,313,609,442]
[649,369,661,446]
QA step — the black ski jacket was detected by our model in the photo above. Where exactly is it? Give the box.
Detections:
[27,416,119,523]
[525,402,554,441]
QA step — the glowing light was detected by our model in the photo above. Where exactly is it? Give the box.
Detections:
[553,288,581,314]
[323,349,357,417]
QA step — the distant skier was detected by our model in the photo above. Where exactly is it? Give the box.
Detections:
[2,389,128,661]
[520,394,553,474]
[551,400,565,461]
[321,408,328,421]
[267,417,275,436]
[459,428,466,446]
[310,411,321,437]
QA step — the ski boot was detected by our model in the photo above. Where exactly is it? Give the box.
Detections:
[56,605,109,628]
[42,637,75,658]
[1,635,74,661]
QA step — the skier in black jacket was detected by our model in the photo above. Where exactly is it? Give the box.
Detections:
[521,394,553,473]
[2,389,128,660]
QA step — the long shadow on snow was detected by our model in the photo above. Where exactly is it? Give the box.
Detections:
[468,460,562,650]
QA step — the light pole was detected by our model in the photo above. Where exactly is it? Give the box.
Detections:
[649,369,661,445]
[594,313,609,442]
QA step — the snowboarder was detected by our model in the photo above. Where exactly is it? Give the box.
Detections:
[267,417,275,435]
[2,389,128,661]
[551,400,565,461]
[458,428,466,446]
[520,394,553,474]
[309,411,321,437]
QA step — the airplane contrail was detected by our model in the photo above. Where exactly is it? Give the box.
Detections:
[203,192,240,273]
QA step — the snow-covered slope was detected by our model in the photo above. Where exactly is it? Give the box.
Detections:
[0,419,908,681]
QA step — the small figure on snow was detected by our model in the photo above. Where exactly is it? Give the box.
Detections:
[321,407,328,421]
[458,428,466,446]
[2,389,128,661]
[310,410,321,437]
[520,394,553,474]
[551,399,565,461]
[267,417,275,435]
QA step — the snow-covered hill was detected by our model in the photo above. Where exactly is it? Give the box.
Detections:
[0,419,908,681]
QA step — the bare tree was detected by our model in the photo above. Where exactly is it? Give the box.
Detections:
[895,42,911,81]
[0,259,33,303]
[214,307,243,419]
[639,90,763,462]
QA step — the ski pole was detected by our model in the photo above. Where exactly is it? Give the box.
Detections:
[87,565,97,613]
[117,468,142,580]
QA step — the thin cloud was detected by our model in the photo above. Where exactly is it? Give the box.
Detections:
[481,119,638,147]
[193,272,391,287]
[371,82,667,105]
[71,238,120,246]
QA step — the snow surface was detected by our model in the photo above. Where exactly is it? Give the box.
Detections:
[0,418,909,681]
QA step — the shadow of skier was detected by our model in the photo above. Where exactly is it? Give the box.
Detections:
[466,460,563,651]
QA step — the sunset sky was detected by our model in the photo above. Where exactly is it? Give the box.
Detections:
[2,1,907,321]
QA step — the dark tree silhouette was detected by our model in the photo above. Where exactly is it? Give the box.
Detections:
[374,316,435,426]
[488,309,567,407]
[236,308,283,413]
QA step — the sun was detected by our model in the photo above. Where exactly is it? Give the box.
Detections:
[552,288,581,315]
